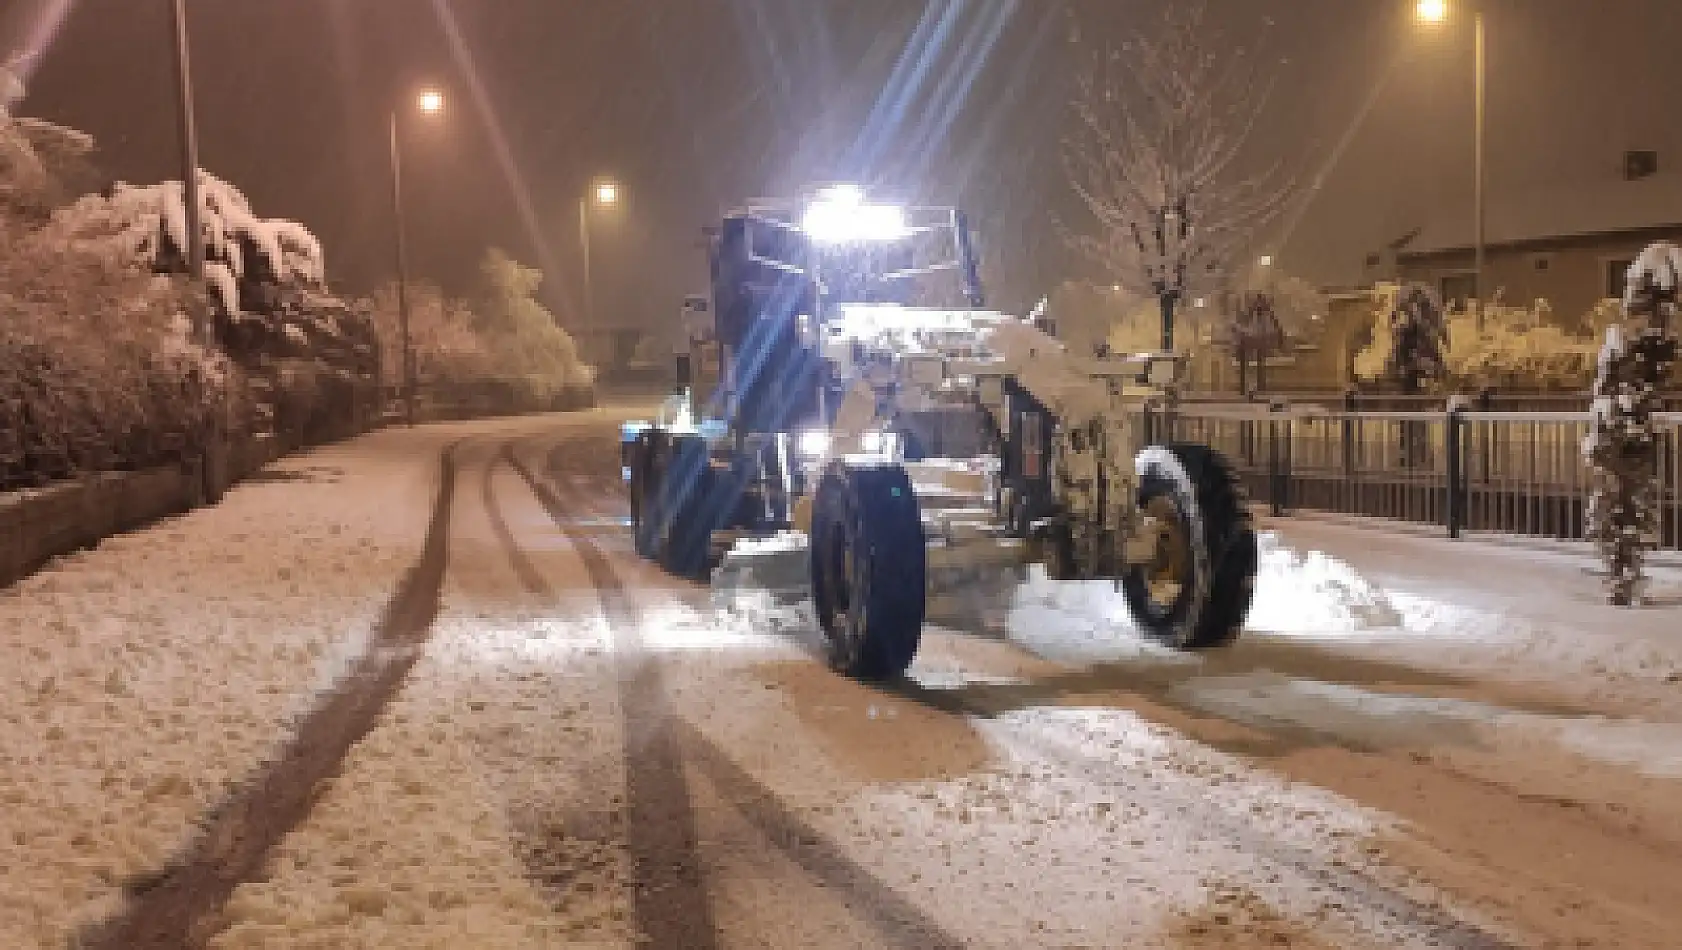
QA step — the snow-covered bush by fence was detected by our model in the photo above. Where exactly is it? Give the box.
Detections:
[1352,287,1636,392]
[1584,243,1681,605]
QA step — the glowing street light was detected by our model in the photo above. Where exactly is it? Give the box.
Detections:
[1257,255,1274,268]
[581,179,623,329]
[1415,0,1448,24]
[389,86,447,426]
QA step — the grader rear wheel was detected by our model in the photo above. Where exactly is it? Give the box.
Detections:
[1122,444,1257,649]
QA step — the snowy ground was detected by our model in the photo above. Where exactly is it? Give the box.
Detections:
[6,410,1682,948]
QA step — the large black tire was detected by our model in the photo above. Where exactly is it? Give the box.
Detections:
[657,435,715,580]
[1122,444,1257,649]
[629,430,663,559]
[810,461,926,679]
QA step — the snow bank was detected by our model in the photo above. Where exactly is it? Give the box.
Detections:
[1004,531,1402,659]
[0,431,442,947]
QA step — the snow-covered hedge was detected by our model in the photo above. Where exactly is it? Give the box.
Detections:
[0,221,247,488]
[2,87,368,488]
[1352,288,1654,392]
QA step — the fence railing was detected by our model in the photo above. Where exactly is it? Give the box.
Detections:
[1144,404,1682,551]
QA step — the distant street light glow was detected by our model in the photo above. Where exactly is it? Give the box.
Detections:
[417,89,445,114]
[1258,255,1274,268]
[1416,0,1449,23]
[595,181,619,205]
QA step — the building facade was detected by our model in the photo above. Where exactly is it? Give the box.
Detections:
[1389,161,1682,323]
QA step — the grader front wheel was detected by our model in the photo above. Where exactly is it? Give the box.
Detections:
[810,461,926,680]
[1122,444,1257,649]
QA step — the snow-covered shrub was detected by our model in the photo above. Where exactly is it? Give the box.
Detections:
[1351,289,1627,392]
[357,281,493,389]
[0,221,248,487]
[1441,305,1600,390]
[39,171,326,318]
[475,248,595,398]
[1583,243,1681,605]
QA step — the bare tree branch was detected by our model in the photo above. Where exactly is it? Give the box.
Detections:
[1061,0,1296,341]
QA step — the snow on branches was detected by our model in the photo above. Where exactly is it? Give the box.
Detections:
[40,171,327,316]
[1584,242,1680,606]
[1062,1,1294,337]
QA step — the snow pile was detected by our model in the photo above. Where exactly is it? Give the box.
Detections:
[1247,532,1404,632]
[1005,531,1401,654]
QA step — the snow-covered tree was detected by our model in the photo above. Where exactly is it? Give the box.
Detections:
[476,248,594,399]
[358,281,492,389]
[1381,283,1447,394]
[1584,242,1681,606]
[1062,1,1294,352]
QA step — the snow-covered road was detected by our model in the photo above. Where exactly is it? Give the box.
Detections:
[6,411,1682,948]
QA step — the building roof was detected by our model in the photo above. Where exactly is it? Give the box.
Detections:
[1398,173,1682,258]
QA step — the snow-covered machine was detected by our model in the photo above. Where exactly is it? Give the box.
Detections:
[623,185,1257,678]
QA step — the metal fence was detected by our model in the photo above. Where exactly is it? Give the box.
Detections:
[1145,404,1682,551]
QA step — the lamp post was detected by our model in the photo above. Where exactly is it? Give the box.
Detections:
[388,88,444,427]
[168,0,206,341]
[1417,0,1487,330]
[579,179,619,333]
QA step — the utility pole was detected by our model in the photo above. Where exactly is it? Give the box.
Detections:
[1473,8,1487,331]
[169,0,207,341]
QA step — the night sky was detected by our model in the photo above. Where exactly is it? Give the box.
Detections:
[6,0,1680,329]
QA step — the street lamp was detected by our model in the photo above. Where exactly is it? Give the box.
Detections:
[389,87,445,427]
[1417,0,1487,329]
[579,179,620,331]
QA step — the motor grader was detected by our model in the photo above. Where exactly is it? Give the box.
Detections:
[622,185,1257,678]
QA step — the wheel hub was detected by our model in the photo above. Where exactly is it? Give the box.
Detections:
[1142,495,1191,612]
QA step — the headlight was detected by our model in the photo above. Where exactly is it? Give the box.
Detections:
[860,430,884,453]
[797,429,831,456]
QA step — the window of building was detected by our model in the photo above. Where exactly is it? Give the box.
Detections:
[1439,272,1476,311]
[1606,259,1635,298]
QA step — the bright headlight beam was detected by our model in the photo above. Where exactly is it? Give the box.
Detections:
[797,429,831,456]
[801,186,910,244]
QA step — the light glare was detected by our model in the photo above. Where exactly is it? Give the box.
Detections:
[595,181,619,205]
[797,429,831,456]
[1416,0,1448,23]
[417,89,445,114]
[802,185,909,244]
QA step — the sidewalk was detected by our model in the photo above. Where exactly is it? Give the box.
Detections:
[1257,514,1682,716]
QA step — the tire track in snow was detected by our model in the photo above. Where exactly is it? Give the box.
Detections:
[515,431,968,950]
[79,439,465,950]
[501,439,720,950]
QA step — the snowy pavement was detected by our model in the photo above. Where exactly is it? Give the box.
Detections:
[5,411,1682,948]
